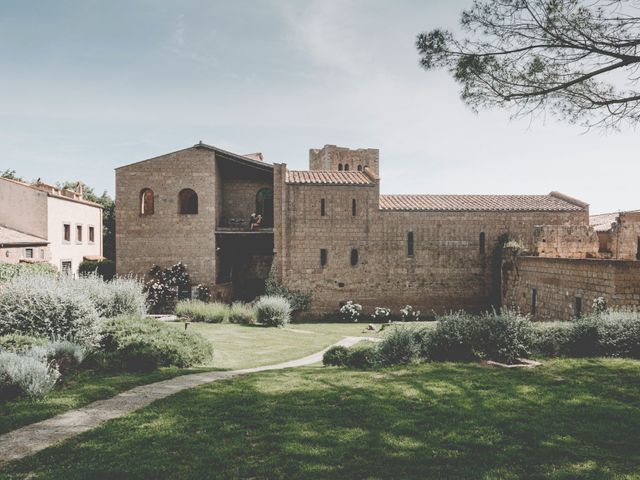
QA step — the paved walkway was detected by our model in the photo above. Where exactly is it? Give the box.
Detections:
[0,336,376,466]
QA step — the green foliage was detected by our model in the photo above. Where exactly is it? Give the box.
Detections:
[228,302,257,325]
[144,263,191,314]
[322,345,350,366]
[176,300,227,323]
[79,259,115,281]
[377,327,421,366]
[98,316,213,371]
[255,296,292,327]
[0,334,48,354]
[1,169,24,181]
[0,262,58,283]
[0,351,60,400]
[428,311,477,362]
[344,342,378,369]
[264,262,311,312]
[195,285,211,302]
[529,323,573,357]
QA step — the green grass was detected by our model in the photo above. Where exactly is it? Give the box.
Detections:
[1,358,638,479]
[166,321,391,370]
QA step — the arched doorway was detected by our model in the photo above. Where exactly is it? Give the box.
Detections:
[256,188,274,228]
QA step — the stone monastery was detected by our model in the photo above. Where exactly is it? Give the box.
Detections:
[116,143,640,320]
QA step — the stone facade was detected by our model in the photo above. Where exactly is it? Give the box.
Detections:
[533,225,599,259]
[309,145,380,175]
[503,257,640,320]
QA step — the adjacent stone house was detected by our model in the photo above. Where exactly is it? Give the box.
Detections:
[0,177,103,275]
[116,143,592,315]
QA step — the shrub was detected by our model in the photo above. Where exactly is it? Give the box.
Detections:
[0,334,48,354]
[530,322,573,357]
[78,259,116,281]
[144,263,192,314]
[0,274,100,348]
[78,275,147,318]
[99,316,213,371]
[344,342,378,369]
[340,301,362,322]
[255,296,291,327]
[176,300,228,323]
[264,262,311,312]
[566,316,601,357]
[0,351,60,400]
[322,345,350,366]
[195,285,211,303]
[428,311,476,361]
[400,305,421,322]
[228,302,257,325]
[371,307,391,322]
[595,310,640,358]
[377,327,421,366]
[472,309,532,364]
[44,339,85,375]
[0,262,58,283]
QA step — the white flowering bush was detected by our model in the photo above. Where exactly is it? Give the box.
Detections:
[0,351,60,400]
[340,301,362,322]
[371,307,391,322]
[0,274,101,348]
[144,263,192,313]
[255,296,292,327]
[400,305,421,322]
[593,296,607,314]
[196,284,211,302]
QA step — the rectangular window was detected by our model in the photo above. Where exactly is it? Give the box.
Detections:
[63,223,71,242]
[531,288,537,315]
[40,249,45,259]
[61,261,72,276]
[479,232,486,255]
[407,231,414,256]
[575,297,582,319]
[637,237,640,260]
[320,249,328,267]
[24,248,33,259]
[89,226,95,243]
[352,199,356,216]
[320,198,325,217]
[76,225,83,243]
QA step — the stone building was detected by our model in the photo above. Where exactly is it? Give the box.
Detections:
[116,143,596,316]
[0,177,103,275]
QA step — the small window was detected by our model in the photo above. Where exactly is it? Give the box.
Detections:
[352,199,357,217]
[179,188,198,214]
[350,248,359,266]
[344,164,350,171]
[140,188,154,215]
[24,248,33,259]
[479,232,486,255]
[63,223,71,242]
[76,225,83,243]
[320,249,328,267]
[338,163,343,171]
[575,297,582,319]
[320,198,326,216]
[357,165,363,171]
[531,288,537,315]
[89,226,95,243]
[61,261,72,276]
[407,231,414,256]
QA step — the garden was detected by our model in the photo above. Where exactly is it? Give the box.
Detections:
[0,262,639,478]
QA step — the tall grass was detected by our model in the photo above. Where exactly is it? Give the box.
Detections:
[175,300,228,323]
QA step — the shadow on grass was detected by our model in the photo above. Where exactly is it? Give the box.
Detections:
[1,359,639,479]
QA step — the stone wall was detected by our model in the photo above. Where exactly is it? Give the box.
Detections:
[309,145,380,175]
[503,256,640,320]
[218,165,273,228]
[275,173,588,316]
[116,147,218,284]
[610,211,640,260]
[533,225,599,258]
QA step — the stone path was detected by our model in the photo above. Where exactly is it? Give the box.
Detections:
[0,336,376,466]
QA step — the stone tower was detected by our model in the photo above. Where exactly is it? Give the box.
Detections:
[309,145,379,175]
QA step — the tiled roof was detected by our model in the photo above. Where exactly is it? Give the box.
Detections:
[589,210,640,232]
[0,226,48,246]
[379,194,585,212]
[286,170,373,185]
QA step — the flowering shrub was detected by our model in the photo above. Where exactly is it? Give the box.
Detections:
[593,296,607,314]
[195,284,211,302]
[400,305,421,322]
[144,263,192,314]
[340,301,362,322]
[371,307,391,322]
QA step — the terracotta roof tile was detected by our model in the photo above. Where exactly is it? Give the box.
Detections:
[379,194,584,212]
[286,170,372,185]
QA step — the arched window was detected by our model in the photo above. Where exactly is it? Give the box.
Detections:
[357,165,363,171]
[179,188,198,214]
[350,248,359,266]
[338,163,343,171]
[140,188,154,215]
[256,188,274,227]
[344,164,350,171]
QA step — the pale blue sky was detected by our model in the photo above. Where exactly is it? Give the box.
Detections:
[0,0,637,213]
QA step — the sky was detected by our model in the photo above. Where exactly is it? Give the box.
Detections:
[0,0,637,214]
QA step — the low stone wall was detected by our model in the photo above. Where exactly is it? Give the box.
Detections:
[502,256,640,320]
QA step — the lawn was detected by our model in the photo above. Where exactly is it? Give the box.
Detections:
[2,358,639,479]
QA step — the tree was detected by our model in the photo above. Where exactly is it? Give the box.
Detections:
[58,181,116,261]
[1,169,24,181]
[416,0,640,128]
